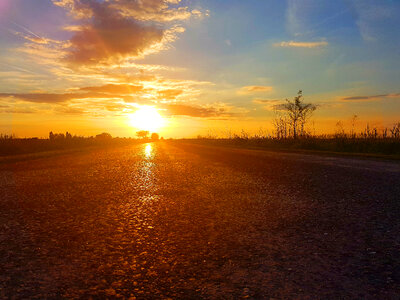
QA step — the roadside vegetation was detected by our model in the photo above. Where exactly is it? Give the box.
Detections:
[192,91,400,157]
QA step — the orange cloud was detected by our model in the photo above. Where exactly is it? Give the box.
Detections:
[0,93,81,103]
[0,91,132,103]
[238,86,273,94]
[157,89,183,100]
[274,40,328,48]
[79,84,143,94]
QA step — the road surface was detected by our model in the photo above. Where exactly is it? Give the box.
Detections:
[1,142,399,299]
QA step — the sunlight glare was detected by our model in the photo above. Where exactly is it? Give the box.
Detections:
[144,143,153,159]
[129,106,165,132]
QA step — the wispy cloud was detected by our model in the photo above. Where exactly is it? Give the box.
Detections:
[252,98,281,104]
[162,104,228,118]
[341,93,400,102]
[350,0,396,41]
[238,86,273,94]
[274,40,328,48]
[252,98,284,111]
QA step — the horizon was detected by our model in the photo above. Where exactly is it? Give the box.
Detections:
[1,0,400,138]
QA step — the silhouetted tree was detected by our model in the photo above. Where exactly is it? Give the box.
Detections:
[151,133,159,140]
[136,130,149,139]
[281,90,317,138]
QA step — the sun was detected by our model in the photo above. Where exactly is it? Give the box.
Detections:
[128,106,165,132]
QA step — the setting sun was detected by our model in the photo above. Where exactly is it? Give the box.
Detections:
[128,106,165,132]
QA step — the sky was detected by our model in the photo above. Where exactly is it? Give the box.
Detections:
[0,0,399,138]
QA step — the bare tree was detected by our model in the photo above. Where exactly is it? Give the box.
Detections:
[273,115,288,139]
[281,90,317,138]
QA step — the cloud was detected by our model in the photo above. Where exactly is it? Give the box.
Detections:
[274,40,328,48]
[63,1,164,66]
[52,0,204,66]
[350,0,398,42]
[0,93,81,103]
[14,31,53,45]
[252,98,281,104]
[286,0,305,36]
[157,89,183,100]
[252,98,286,111]
[238,86,273,94]
[341,93,400,102]
[55,106,86,115]
[0,91,132,103]
[111,0,198,22]
[0,108,36,114]
[79,84,143,94]
[163,104,228,118]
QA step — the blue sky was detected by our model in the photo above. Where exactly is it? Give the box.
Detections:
[0,0,399,137]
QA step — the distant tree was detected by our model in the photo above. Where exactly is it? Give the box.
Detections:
[136,130,149,139]
[49,131,54,141]
[66,131,72,139]
[151,133,159,140]
[280,90,317,138]
[96,132,112,140]
[53,133,65,140]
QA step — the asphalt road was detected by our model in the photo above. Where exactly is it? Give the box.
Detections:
[1,142,399,299]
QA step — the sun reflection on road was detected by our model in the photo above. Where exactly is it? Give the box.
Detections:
[136,143,156,191]
[144,143,153,160]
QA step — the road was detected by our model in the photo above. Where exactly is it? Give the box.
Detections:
[1,142,399,299]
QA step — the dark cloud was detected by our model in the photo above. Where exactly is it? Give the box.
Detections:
[341,93,400,101]
[163,104,227,117]
[53,0,202,66]
[0,109,36,114]
[59,0,164,66]
[0,93,80,103]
